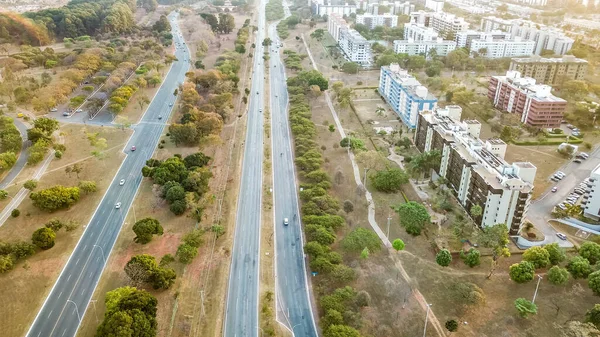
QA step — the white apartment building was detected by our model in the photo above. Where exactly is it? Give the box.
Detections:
[584,164,600,220]
[415,108,536,235]
[425,0,445,12]
[356,13,399,29]
[404,23,439,41]
[480,16,574,55]
[564,18,600,31]
[455,30,511,49]
[310,0,357,16]
[362,0,414,15]
[578,0,600,6]
[410,10,434,26]
[470,36,535,58]
[393,38,457,56]
[328,13,372,66]
[516,0,547,6]
[378,64,438,128]
[430,12,469,38]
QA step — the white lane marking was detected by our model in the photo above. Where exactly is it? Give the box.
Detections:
[58,291,62,298]
[47,310,53,318]
[75,258,80,265]
[81,288,86,296]
[62,329,67,337]
[67,274,71,282]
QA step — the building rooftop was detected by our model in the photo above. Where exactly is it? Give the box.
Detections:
[421,109,535,191]
[511,55,588,64]
[492,71,567,103]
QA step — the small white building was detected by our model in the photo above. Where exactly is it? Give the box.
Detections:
[584,164,600,220]
[425,0,445,12]
[356,13,399,29]
[393,38,457,57]
[470,36,535,58]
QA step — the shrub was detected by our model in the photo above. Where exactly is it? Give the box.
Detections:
[436,249,452,267]
[11,209,20,217]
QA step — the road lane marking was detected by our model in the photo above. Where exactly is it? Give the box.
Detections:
[67,274,71,281]
[83,245,87,251]
[47,310,53,318]
[82,288,86,296]
[58,291,62,298]
[62,329,67,336]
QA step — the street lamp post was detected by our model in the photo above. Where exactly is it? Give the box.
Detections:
[387,214,392,238]
[532,275,543,304]
[423,303,432,337]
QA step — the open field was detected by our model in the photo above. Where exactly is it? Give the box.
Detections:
[0,123,131,337]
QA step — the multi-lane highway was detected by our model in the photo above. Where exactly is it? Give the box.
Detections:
[25,12,189,337]
[223,0,266,335]
[267,4,319,336]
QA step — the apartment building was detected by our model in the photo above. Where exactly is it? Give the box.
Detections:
[425,0,445,12]
[470,36,535,58]
[455,30,511,49]
[480,17,574,55]
[564,18,600,31]
[430,12,469,38]
[311,0,357,16]
[415,108,536,234]
[488,71,567,127]
[328,13,372,66]
[516,0,547,6]
[510,55,588,85]
[410,10,434,26]
[356,13,399,29]
[393,38,457,56]
[378,63,438,128]
[404,23,440,41]
[362,0,414,15]
[584,164,600,220]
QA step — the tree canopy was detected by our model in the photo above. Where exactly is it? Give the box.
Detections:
[132,218,163,244]
[394,201,430,235]
[96,286,158,337]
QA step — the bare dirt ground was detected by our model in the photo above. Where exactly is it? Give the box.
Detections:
[0,124,131,337]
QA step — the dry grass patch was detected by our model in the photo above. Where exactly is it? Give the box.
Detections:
[0,124,131,337]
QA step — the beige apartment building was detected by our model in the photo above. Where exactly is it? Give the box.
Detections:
[509,55,588,85]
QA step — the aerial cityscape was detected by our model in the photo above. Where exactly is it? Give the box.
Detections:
[1,0,600,336]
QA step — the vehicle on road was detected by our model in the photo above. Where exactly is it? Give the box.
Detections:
[551,187,558,192]
[50,108,58,112]
[158,115,162,120]
[256,91,259,94]
[556,233,567,240]
[556,171,566,177]
[567,124,575,129]
[131,145,136,151]
[76,108,83,113]
[115,202,121,209]
[169,103,173,107]
[62,111,69,116]
[574,159,582,163]
[283,218,289,226]
[119,179,125,186]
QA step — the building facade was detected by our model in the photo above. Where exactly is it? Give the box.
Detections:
[311,0,357,16]
[404,23,439,41]
[470,36,535,58]
[425,0,445,12]
[488,71,567,127]
[584,164,600,220]
[410,10,434,26]
[393,38,457,56]
[378,64,438,128]
[356,13,399,29]
[455,30,511,49]
[430,12,469,38]
[509,55,588,85]
[328,13,373,66]
[415,108,535,235]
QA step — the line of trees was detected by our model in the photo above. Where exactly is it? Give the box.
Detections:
[0,116,22,172]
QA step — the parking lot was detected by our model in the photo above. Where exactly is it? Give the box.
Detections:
[526,145,600,247]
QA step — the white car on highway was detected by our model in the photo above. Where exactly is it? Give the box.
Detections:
[283,218,289,226]
[115,202,122,209]
[119,179,125,186]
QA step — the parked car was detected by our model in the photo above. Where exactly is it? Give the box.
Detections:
[556,233,567,240]
[551,187,558,192]
[574,159,582,163]
[76,108,83,113]
[50,108,58,112]
[567,124,575,129]
[62,111,69,116]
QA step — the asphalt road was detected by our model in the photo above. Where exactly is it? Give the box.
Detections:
[267,5,318,337]
[223,0,266,335]
[526,145,600,247]
[0,117,29,189]
[25,12,189,337]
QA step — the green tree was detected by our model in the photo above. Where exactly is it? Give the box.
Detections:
[96,287,157,337]
[310,29,325,40]
[11,209,20,217]
[176,243,197,264]
[324,325,361,337]
[523,246,550,269]
[124,254,157,286]
[392,238,405,251]
[510,261,535,283]
[589,271,600,295]
[0,190,7,200]
[341,228,381,253]
[544,243,566,265]
[514,298,537,318]
[580,242,600,264]
[132,218,163,244]
[370,168,408,192]
[445,319,458,332]
[31,227,56,250]
[78,180,97,194]
[436,249,452,267]
[23,180,38,191]
[45,218,64,231]
[394,201,430,235]
[585,304,600,328]
[548,266,570,286]
[567,256,592,279]
[478,223,510,278]
[470,204,482,218]
[29,185,80,211]
[341,62,359,74]
[460,248,481,268]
